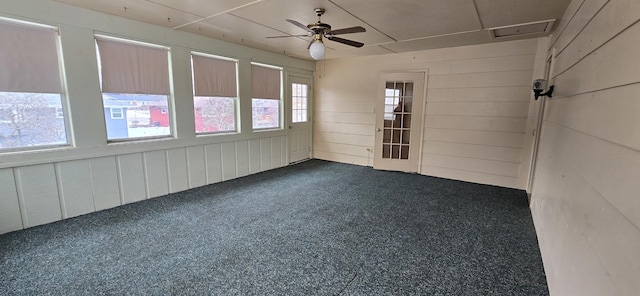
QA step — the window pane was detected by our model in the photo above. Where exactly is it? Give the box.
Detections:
[291,83,308,123]
[252,99,279,129]
[194,96,236,134]
[0,92,67,149]
[191,53,238,134]
[103,93,170,140]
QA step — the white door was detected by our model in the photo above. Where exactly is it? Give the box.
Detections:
[288,76,312,163]
[374,72,425,172]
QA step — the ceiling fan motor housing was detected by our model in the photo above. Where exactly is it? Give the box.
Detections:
[308,22,331,35]
[309,8,331,35]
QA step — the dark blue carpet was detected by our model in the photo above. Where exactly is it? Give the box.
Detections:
[0,159,548,295]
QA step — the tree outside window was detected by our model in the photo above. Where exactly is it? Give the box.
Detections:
[0,92,67,149]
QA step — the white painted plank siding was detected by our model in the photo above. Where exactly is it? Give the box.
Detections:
[314,39,537,189]
[531,0,640,294]
[187,146,207,189]
[205,143,223,184]
[271,137,282,168]
[249,139,262,174]
[0,169,22,233]
[280,136,288,166]
[167,148,189,193]
[420,165,519,189]
[15,164,61,227]
[89,157,121,211]
[221,142,237,181]
[117,154,147,204]
[424,116,527,133]
[143,150,169,199]
[260,138,272,171]
[553,0,636,76]
[56,160,95,218]
[426,86,531,102]
[235,140,250,178]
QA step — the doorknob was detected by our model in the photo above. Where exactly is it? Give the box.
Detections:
[289,126,293,129]
[376,128,381,132]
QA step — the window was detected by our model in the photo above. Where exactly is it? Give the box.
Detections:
[291,83,309,123]
[191,53,238,134]
[0,18,68,151]
[384,88,400,120]
[95,36,172,141]
[251,63,282,130]
[110,108,124,119]
[382,81,414,160]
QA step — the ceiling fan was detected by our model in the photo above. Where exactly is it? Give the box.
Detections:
[267,8,366,60]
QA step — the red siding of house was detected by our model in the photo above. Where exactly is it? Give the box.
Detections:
[194,108,217,132]
[149,107,169,127]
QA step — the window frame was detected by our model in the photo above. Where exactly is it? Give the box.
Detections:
[95,34,174,143]
[190,52,239,136]
[251,62,283,131]
[291,82,309,124]
[0,17,71,153]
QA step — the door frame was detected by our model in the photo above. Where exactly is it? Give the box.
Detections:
[285,72,313,164]
[373,71,427,173]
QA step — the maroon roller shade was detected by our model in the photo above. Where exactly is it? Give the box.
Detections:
[251,64,281,100]
[96,38,170,95]
[192,54,237,97]
[0,20,62,93]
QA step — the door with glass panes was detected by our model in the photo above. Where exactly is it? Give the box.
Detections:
[374,72,425,172]
[288,76,312,163]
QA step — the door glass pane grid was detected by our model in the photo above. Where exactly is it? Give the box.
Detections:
[292,83,308,123]
[382,80,413,160]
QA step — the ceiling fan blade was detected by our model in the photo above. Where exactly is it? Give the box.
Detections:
[329,26,366,35]
[286,19,314,34]
[327,36,364,48]
[266,34,310,39]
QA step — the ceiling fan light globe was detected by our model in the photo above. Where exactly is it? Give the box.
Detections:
[309,41,325,60]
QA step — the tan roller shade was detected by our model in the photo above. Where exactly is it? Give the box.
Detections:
[0,20,62,93]
[192,54,237,97]
[96,38,170,95]
[251,64,281,100]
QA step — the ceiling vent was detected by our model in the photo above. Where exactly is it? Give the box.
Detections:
[487,19,556,39]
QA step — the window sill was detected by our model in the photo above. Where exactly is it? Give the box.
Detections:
[107,135,175,146]
[0,144,73,156]
[196,131,240,138]
[252,127,283,133]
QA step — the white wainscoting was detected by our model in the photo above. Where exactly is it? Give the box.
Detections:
[0,136,288,235]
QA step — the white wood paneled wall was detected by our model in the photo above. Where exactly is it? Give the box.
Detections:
[314,39,537,189]
[530,0,640,295]
[0,136,288,234]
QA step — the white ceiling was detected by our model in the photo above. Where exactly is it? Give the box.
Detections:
[53,0,572,60]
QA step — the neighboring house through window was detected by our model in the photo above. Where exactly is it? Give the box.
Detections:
[110,107,124,119]
[95,35,172,141]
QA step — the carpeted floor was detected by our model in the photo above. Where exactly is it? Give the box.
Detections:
[0,160,548,295]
